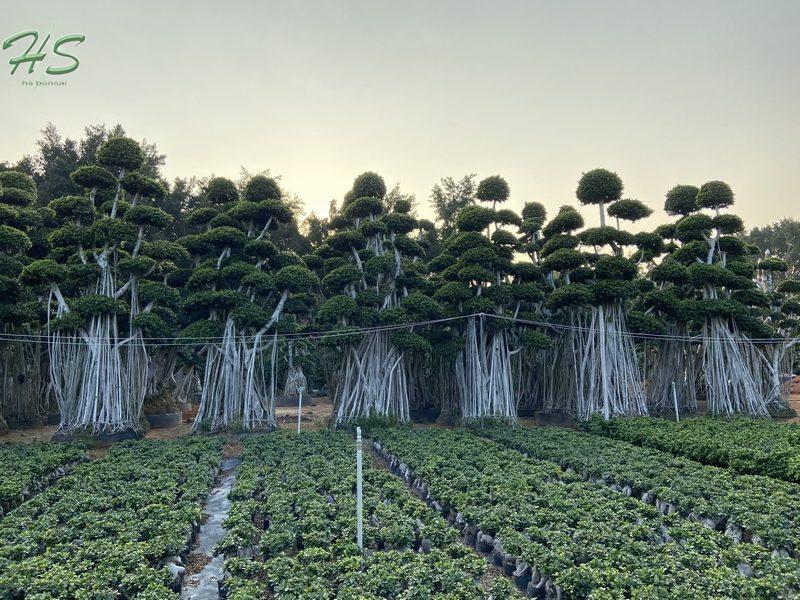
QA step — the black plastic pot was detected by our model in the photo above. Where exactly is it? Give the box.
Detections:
[534,412,577,427]
[409,407,441,422]
[145,412,183,428]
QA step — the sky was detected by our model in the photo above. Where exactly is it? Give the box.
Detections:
[1,0,798,231]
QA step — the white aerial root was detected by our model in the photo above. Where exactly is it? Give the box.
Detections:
[700,317,773,416]
[334,329,410,424]
[456,316,517,421]
[645,324,698,415]
[283,343,307,398]
[0,335,44,422]
[193,320,277,432]
[541,305,646,419]
[48,264,148,435]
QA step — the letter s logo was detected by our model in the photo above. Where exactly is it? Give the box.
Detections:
[47,34,85,75]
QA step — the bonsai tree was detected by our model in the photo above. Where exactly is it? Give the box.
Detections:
[135,239,191,416]
[537,204,590,415]
[431,176,548,421]
[513,201,550,413]
[20,137,174,436]
[180,175,318,432]
[754,253,799,408]
[0,171,38,430]
[315,172,435,424]
[642,184,703,414]
[539,169,649,420]
[652,181,774,415]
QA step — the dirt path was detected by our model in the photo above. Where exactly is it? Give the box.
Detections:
[180,454,243,599]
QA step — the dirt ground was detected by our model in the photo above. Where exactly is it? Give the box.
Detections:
[275,395,332,430]
[2,391,798,446]
[0,396,335,446]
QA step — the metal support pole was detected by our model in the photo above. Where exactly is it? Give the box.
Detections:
[671,381,680,422]
[297,386,304,434]
[356,426,363,550]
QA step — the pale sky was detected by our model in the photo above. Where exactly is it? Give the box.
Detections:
[1,0,799,231]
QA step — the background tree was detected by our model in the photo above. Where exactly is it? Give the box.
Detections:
[430,174,476,238]
[746,218,800,278]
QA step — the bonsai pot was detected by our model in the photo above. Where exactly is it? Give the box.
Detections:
[145,412,183,428]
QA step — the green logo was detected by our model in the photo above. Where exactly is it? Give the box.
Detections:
[3,30,85,75]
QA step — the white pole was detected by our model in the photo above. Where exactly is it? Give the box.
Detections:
[671,381,680,422]
[297,386,303,434]
[356,426,363,550]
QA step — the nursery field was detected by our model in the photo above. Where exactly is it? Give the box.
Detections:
[0,418,799,598]
[582,416,800,482]
[218,430,509,599]
[0,437,222,598]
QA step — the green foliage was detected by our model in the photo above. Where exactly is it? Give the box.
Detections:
[476,175,510,203]
[607,198,651,222]
[316,294,358,324]
[776,279,800,294]
[70,165,116,190]
[344,196,384,219]
[712,213,744,234]
[546,283,593,310]
[221,432,487,599]
[626,310,667,334]
[0,438,222,597]
[455,205,496,232]
[758,257,789,272]
[382,212,417,235]
[542,206,583,237]
[0,171,36,195]
[125,205,172,228]
[0,224,31,254]
[542,248,583,273]
[121,172,166,199]
[350,171,387,199]
[664,184,699,216]
[521,201,547,227]
[96,136,145,171]
[578,226,632,247]
[274,265,319,293]
[576,168,623,205]
[482,424,800,552]
[72,294,127,317]
[520,329,552,349]
[593,255,637,280]
[244,175,281,201]
[0,187,35,206]
[205,177,239,205]
[696,180,734,210]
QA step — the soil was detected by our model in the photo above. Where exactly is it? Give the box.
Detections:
[223,440,243,459]
[184,552,212,579]
[1,424,57,444]
[145,422,194,440]
[275,395,332,430]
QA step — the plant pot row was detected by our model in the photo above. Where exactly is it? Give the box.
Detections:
[0,458,86,519]
[513,450,796,560]
[372,439,565,599]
